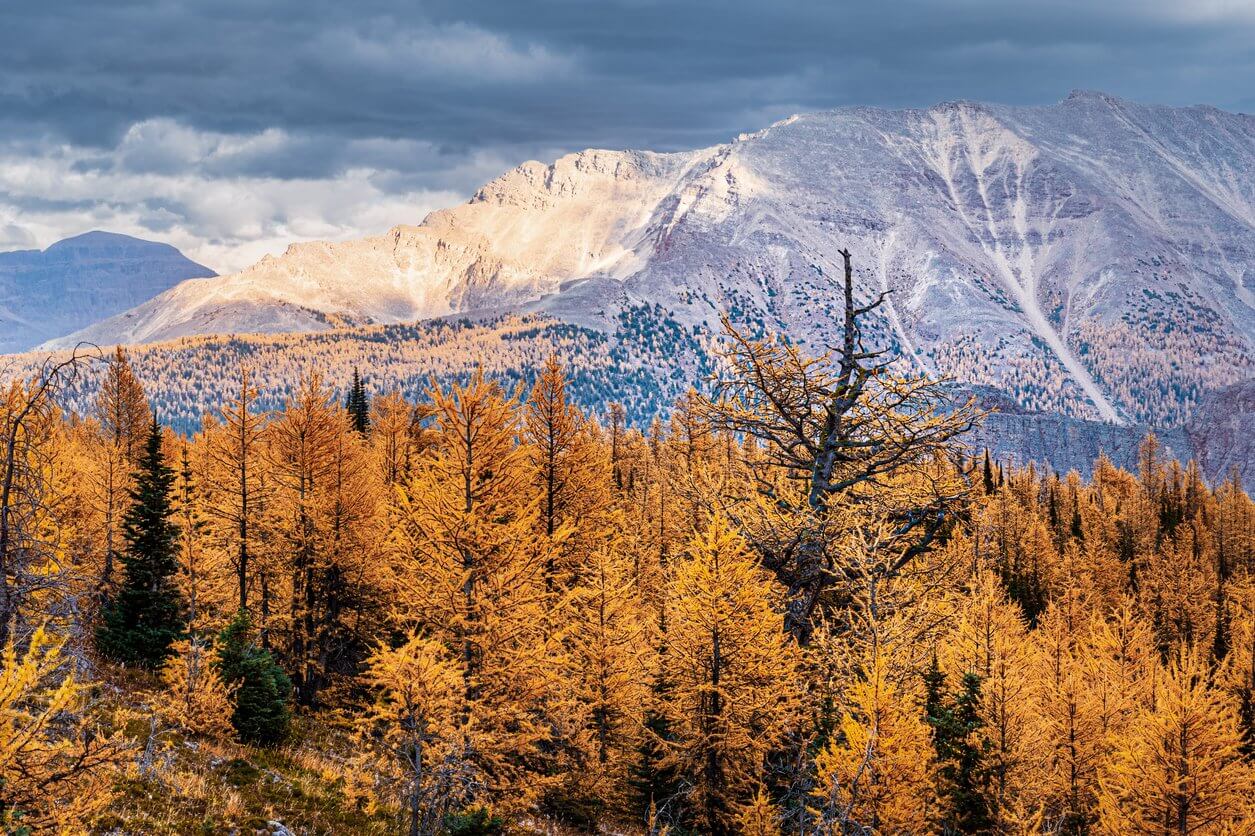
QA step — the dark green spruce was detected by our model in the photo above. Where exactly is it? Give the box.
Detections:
[924,660,993,834]
[97,415,187,668]
[215,610,292,745]
[346,367,371,435]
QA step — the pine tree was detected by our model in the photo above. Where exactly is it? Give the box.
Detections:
[97,416,186,668]
[925,663,993,833]
[158,636,235,738]
[371,391,420,488]
[738,787,782,836]
[215,610,291,746]
[525,356,585,541]
[175,442,224,634]
[1029,588,1106,832]
[608,402,627,491]
[347,367,371,436]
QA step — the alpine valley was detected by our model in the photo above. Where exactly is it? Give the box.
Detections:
[12,92,1255,480]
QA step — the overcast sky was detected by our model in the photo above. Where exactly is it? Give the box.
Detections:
[2,0,1252,271]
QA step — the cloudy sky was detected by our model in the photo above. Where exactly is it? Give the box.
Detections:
[2,0,1252,272]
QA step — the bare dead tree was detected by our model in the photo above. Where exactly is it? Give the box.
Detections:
[0,345,97,648]
[703,250,981,641]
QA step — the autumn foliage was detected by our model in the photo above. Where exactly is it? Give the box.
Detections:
[0,329,1253,834]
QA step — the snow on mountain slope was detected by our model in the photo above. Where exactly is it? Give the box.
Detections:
[44,93,1255,426]
[0,232,215,353]
[46,149,710,347]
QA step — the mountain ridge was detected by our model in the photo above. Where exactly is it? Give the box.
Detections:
[38,93,1255,427]
[0,231,216,354]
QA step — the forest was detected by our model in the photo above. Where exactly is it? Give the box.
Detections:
[1,278,1254,835]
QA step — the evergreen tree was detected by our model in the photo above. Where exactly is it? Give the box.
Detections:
[97,416,186,668]
[215,610,291,746]
[347,367,371,436]
[983,449,995,495]
[630,660,685,827]
[1239,686,1255,759]
[925,663,992,833]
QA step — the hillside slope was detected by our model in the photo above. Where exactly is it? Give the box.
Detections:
[12,314,1252,487]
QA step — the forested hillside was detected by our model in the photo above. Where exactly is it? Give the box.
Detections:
[2,295,1254,834]
[10,310,708,434]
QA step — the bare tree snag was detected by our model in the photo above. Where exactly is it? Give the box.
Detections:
[703,250,980,641]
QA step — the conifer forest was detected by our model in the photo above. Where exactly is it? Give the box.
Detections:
[2,289,1254,835]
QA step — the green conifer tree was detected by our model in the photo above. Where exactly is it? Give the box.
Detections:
[925,663,993,833]
[630,666,685,828]
[97,415,186,668]
[347,367,371,435]
[215,610,292,746]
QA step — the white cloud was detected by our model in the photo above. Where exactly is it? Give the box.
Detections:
[0,120,509,272]
[317,21,577,83]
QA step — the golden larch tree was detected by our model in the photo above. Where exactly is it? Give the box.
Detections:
[1096,644,1255,834]
[359,633,464,836]
[391,370,559,809]
[658,513,800,834]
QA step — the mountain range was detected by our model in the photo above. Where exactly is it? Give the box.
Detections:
[41,91,1254,431]
[5,92,1253,484]
[0,231,214,354]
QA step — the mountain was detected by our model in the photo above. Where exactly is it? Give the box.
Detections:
[1186,380,1255,485]
[0,231,215,353]
[41,150,698,347]
[42,93,1254,428]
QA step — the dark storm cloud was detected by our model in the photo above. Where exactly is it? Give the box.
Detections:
[0,0,1251,266]
[4,0,1251,157]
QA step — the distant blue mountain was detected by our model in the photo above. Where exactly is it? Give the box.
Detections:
[0,231,216,354]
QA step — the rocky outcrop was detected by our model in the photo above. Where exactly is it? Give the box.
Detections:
[1187,379,1255,487]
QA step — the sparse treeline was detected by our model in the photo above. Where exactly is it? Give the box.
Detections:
[2,315,1255,833]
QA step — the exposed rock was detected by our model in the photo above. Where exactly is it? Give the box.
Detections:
[1187,379,1255,488]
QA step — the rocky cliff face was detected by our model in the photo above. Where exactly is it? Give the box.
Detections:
[1186,380,1255,487]
[41,93,1254,431]
[43,150,704,348]
[956,379,1255,488]
[0,231,215,353]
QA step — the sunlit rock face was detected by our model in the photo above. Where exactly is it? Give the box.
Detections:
[45,93,1253,427]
